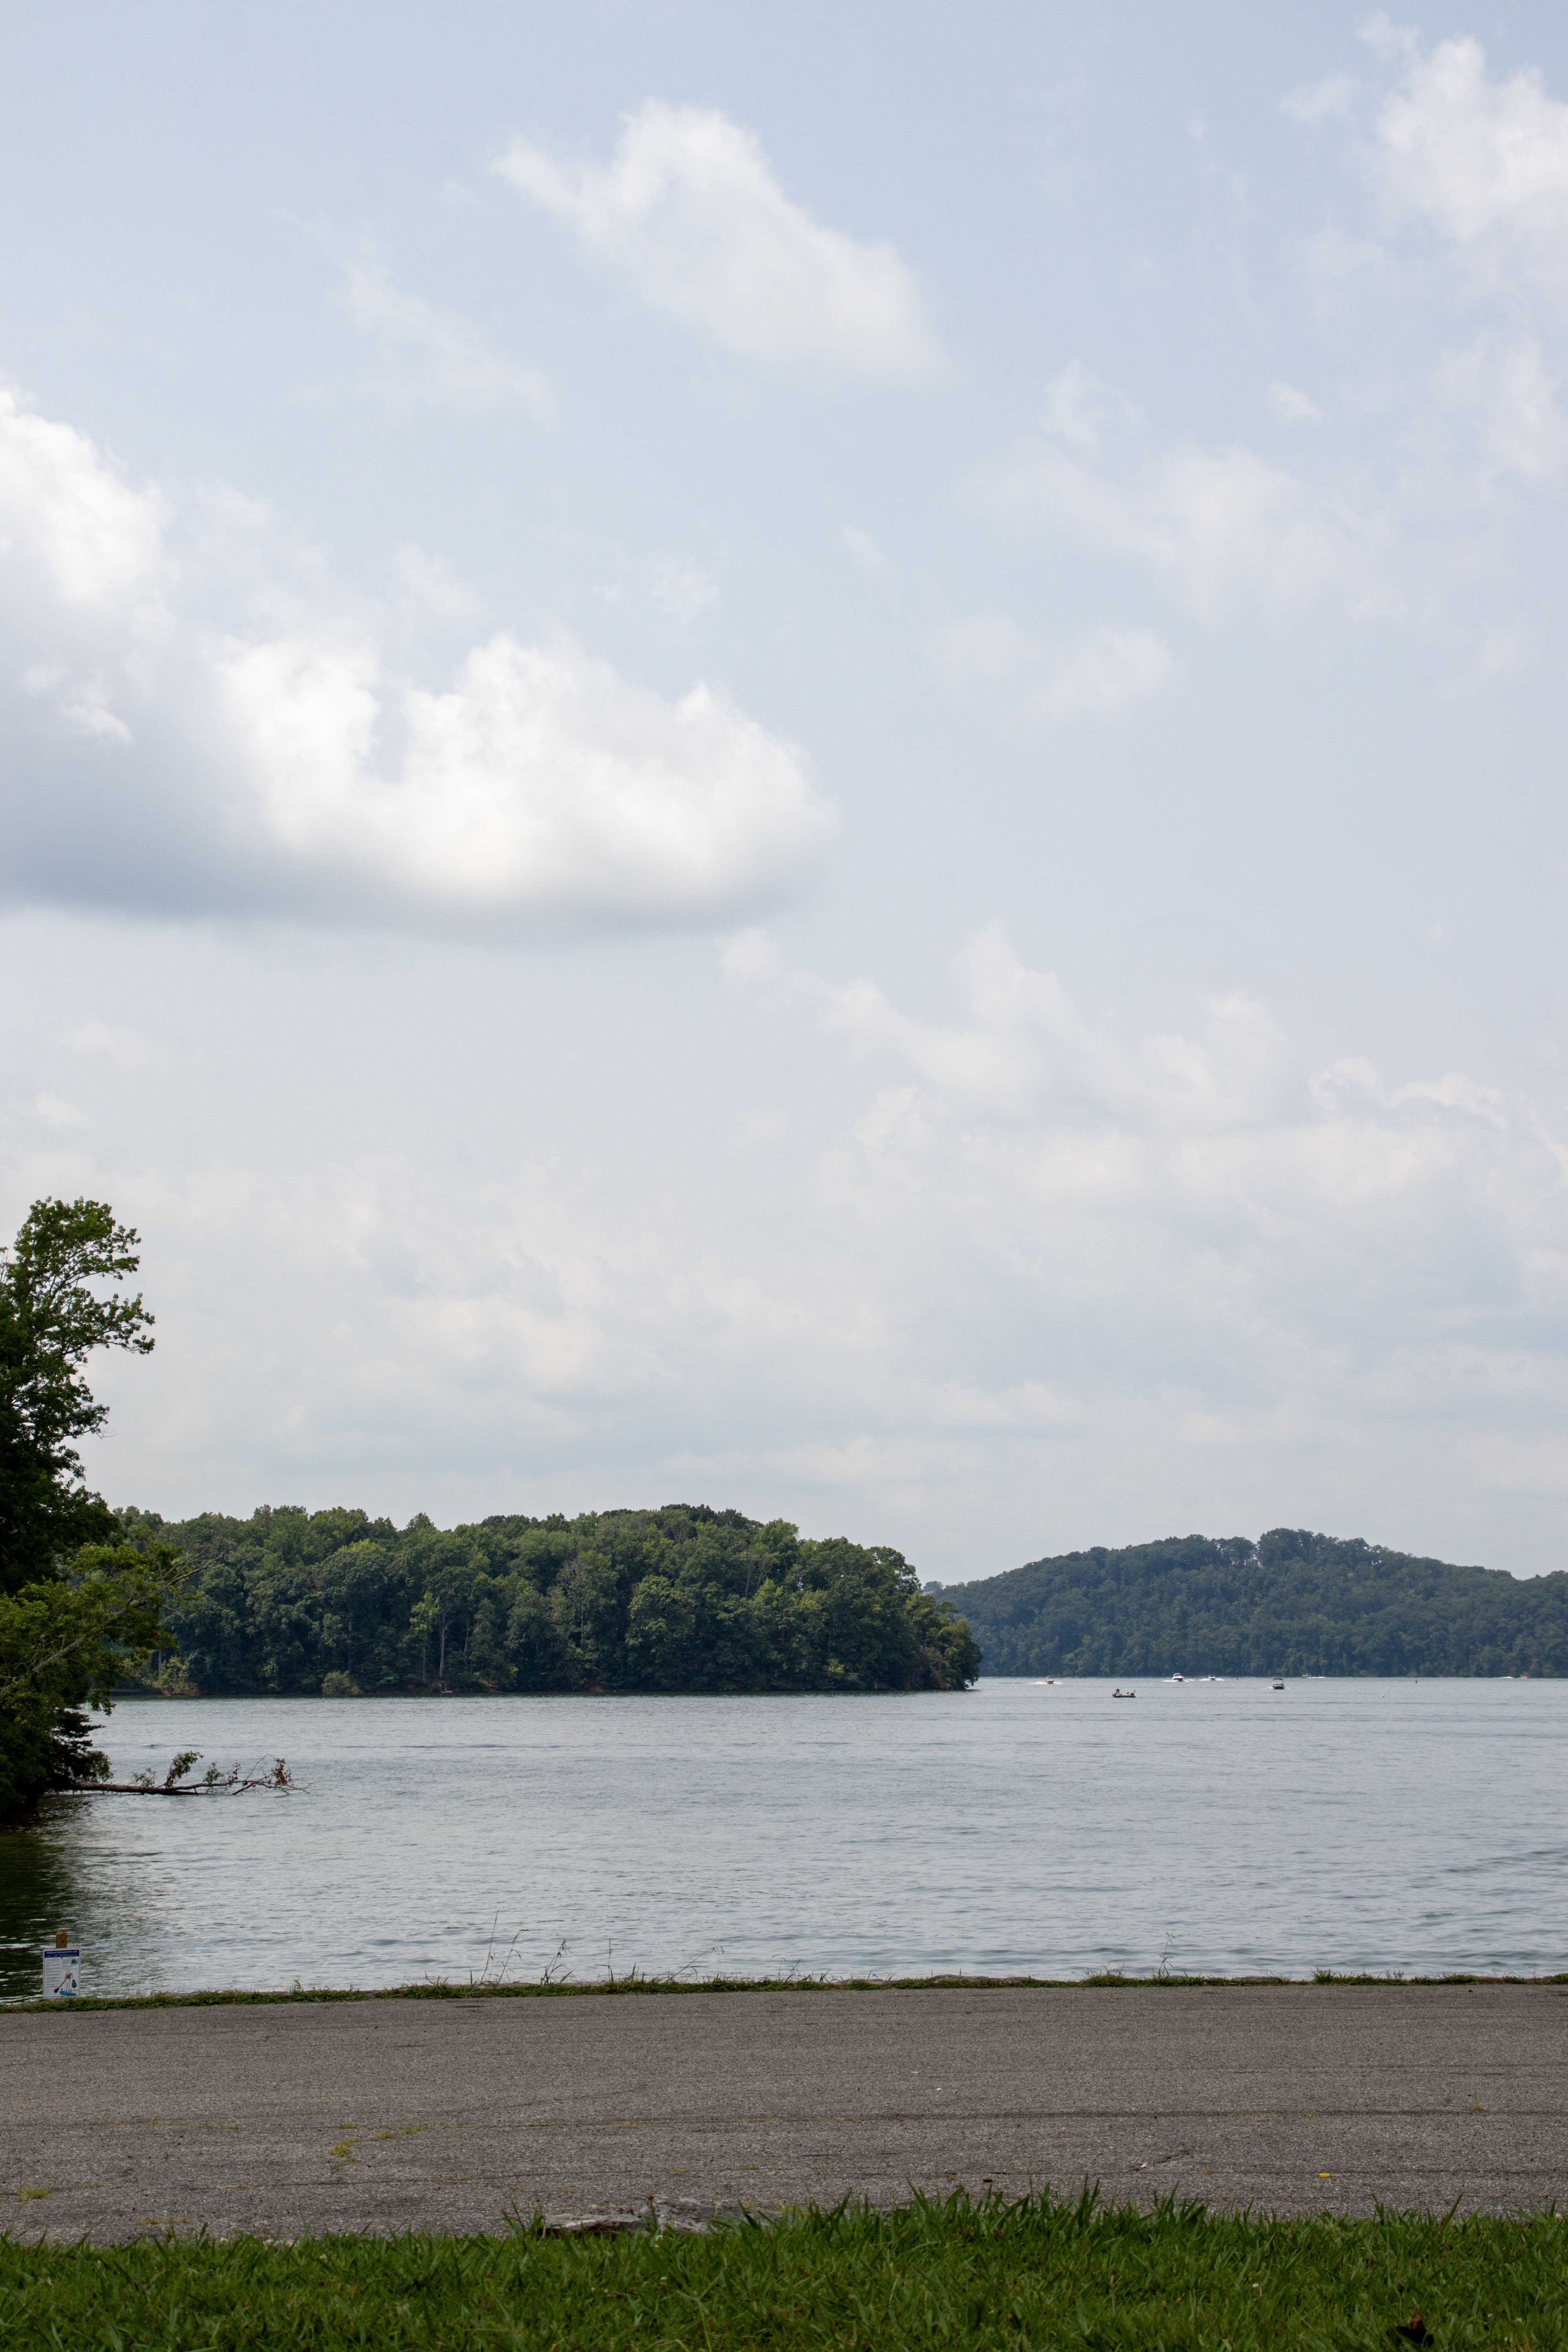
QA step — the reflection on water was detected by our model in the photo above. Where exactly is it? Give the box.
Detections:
[2,1678,1564,1999]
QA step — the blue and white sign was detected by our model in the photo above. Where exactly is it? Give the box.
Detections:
[42,1944,80,1998]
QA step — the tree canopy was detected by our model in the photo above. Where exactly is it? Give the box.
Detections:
[0,1199,179,1818]
[935,1528,1568,1677]
[0,1198,153,1595]
[125,1501,981,1697]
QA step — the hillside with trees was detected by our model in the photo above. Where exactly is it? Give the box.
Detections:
[125,1502,981,1697]
[931,1529,1568,1677]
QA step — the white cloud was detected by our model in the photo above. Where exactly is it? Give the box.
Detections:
[720,926,787,986]
[1039,359,1139,452]
[341,261,554,419]
[1359,15,1421,70]
[594,547,719,629]
[393,544,488,629]
[29,1092,92,1129]
[220,632,832,921]
[940,614,1175,718]
[1281,72,1361,127]
[1372,33,1568,288]
[23,662,134,741]
[34,922,1568,1577]
[1035,626,1174,719]
[838,525,898,586]
[0,382,836,931]
[496,101,940,380]
[0,384,165,611]
[985,373,1397,622]
[938,611,1033,681]
[66,1020,152,1073]
[1266,380,1323,424]
[1438,337,1568,481]
[718,923,1568,1501]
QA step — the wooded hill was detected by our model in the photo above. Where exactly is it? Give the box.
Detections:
[122,1501,981,1697]
[930,1529,1568,1677]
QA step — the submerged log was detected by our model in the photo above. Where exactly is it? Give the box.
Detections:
[90,1754,296,1795]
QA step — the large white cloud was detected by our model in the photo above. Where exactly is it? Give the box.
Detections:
[0,383,835,929]
[496,102,940,380]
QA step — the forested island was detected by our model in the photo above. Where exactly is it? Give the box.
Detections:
[121,1501,982,1697]
[117,1513,1568,1696]
[932,1528,1568,1677]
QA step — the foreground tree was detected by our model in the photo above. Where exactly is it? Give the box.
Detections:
[0,1200,182,1819]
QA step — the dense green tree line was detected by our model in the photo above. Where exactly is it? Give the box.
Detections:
[123,1502,981,1697]
[934,1529,1568,1677]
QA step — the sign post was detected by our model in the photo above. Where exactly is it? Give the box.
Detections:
[42,1928,80,1999]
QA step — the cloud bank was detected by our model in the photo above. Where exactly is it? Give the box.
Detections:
[49,919,1568,1574]
[497,101,941,380]
[722,924,1568,1506]
[0,384,835,930]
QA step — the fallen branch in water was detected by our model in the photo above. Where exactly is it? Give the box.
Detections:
[92,1753,296,1795]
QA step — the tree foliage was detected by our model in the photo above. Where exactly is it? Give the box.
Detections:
[125,1502,981,1696]
[0,1198,153,1593]
[0,1199,180,1818]
[936,1528,1568,1677]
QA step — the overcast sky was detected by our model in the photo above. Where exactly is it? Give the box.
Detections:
[5,1,1568,1578]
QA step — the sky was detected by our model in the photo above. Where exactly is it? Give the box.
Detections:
[4,1,1568,1580]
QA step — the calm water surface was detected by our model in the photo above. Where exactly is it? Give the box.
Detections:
[1,1679,1563,1999]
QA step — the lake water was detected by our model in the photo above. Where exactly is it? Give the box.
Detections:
[2,1679,1564,2000]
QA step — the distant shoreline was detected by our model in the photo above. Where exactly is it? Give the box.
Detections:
[8,1968,1568,2016]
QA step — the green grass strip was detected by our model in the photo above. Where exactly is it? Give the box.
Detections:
[3,2192,1566,2349]
[5,1969,1568,2016]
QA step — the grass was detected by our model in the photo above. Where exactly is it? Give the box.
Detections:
[6,1970,1568,2015]
[2,2192,1566,2349]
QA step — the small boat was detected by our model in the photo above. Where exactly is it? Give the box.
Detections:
[1111,1687,1136,1699]
[1169,1673,1185,1683]
[1271,1679,1285,1691]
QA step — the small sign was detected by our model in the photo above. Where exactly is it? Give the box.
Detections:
[42,1945,81,1998]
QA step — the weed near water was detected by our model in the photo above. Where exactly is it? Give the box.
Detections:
[2,2192,1565,2350]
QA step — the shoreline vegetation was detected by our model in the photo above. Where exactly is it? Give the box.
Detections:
[118,1501,981,1699]
[7,1969,1568,2015]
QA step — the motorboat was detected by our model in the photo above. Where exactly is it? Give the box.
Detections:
[1271,1679,1285,1691]
[1111,1686,1136,1699]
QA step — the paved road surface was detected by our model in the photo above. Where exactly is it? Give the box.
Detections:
[2,1985,1565,2241]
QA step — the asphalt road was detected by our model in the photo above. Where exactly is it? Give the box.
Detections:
[2,1984,1565,2241]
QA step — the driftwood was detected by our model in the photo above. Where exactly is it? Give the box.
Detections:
[93,1752,296,1795]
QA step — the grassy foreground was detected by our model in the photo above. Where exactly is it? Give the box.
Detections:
[3,2194,1566,2350]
